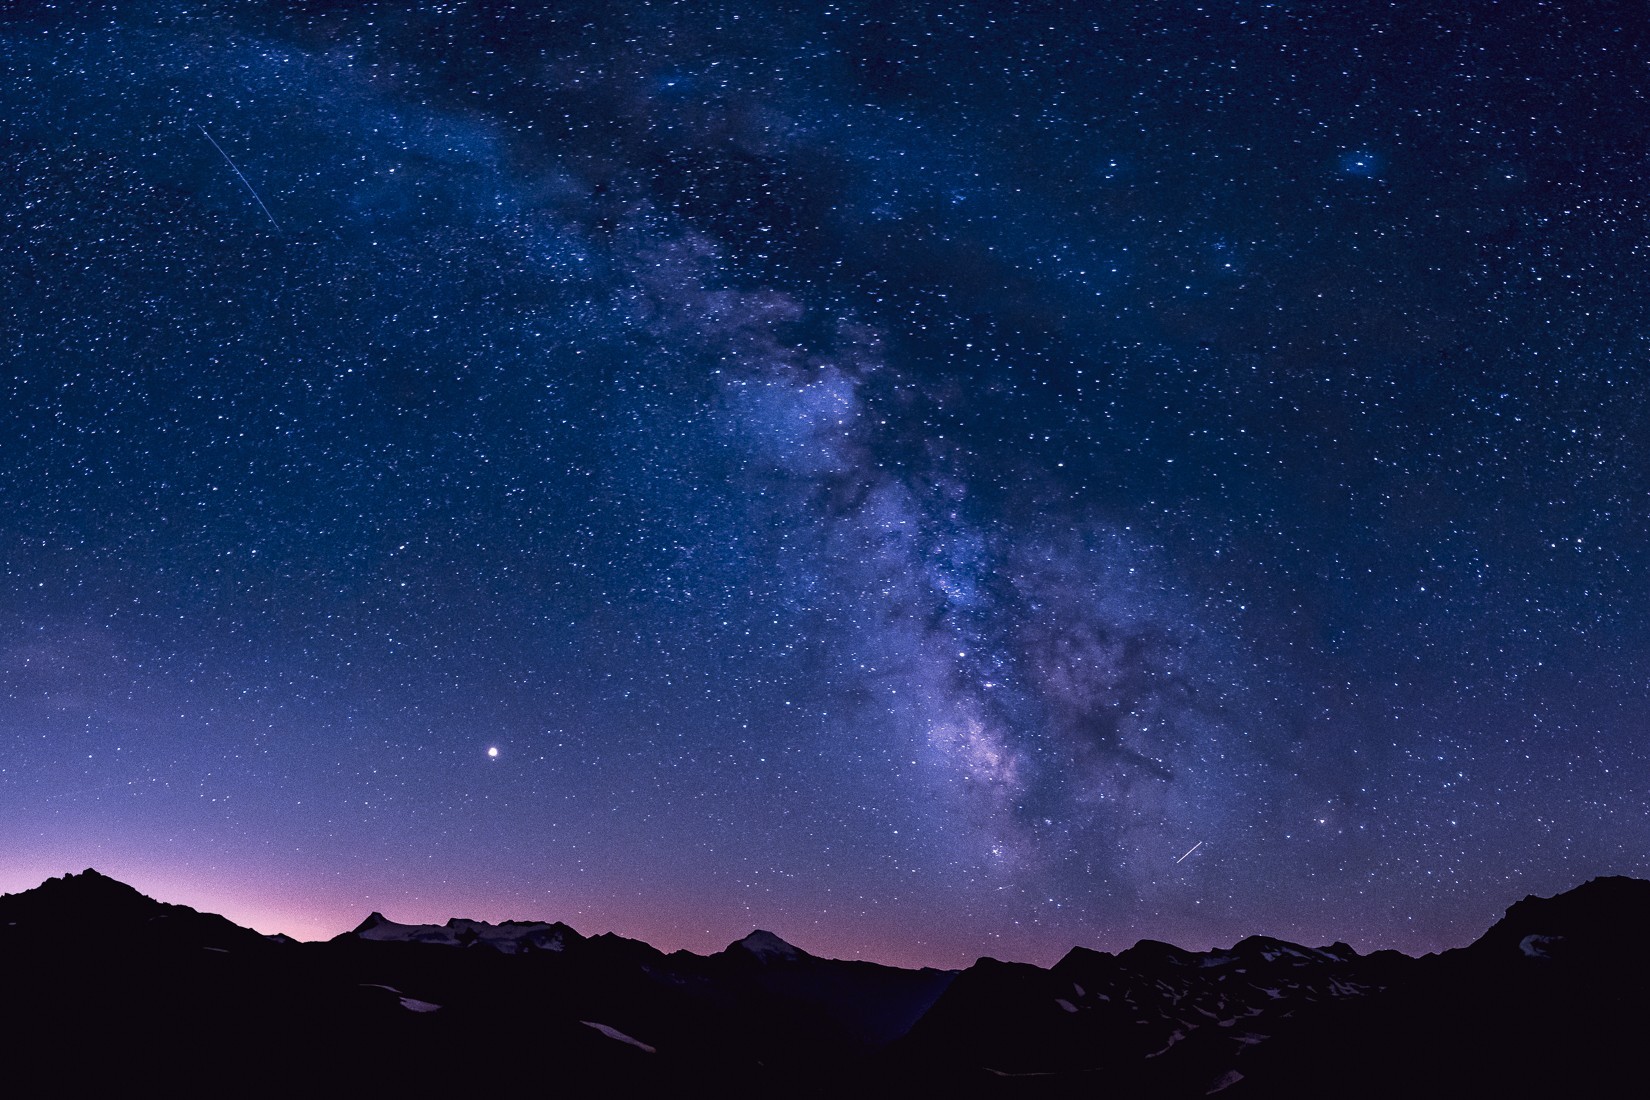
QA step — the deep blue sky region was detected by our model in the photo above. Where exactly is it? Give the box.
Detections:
[3,1,1648,968]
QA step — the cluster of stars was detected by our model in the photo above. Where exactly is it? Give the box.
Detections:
[0,1,1646,968]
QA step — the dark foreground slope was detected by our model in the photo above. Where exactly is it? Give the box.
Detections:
[1216,876,1650,1099]
[2,870,1646,1097]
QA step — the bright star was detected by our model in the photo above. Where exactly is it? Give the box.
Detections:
[1339,150,1381,177]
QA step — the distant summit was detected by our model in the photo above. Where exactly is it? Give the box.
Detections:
[344,911,581,953]
[727,929,804,962]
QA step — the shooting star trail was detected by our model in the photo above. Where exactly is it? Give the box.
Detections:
[199,125,280,230]
[1174,840,1203,865]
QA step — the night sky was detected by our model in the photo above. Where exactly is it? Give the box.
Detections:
[3,1,1648,969]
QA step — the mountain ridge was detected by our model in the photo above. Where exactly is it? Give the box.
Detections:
[2,870,1645,1096]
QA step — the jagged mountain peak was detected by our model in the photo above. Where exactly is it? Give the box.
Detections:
[352,911,392,934]
[2,867,172,924]
[345,911,583,954]
[0,868,270,952]
[32,866,152,901]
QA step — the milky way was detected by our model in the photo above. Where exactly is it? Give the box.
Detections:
[3,2,1648,968]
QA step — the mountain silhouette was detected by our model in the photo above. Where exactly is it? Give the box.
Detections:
[2,870,1645,1096]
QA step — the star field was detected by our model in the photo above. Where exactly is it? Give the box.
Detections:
[2,1,1648,969]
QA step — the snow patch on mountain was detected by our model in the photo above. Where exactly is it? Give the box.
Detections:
[582,1021,656,1053]
[361,983,442,1013]
[732,929,802,961]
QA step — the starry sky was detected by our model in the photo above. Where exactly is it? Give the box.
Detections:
[3,1,1648,969]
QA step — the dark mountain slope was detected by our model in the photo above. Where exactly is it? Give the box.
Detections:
[1221,876,1650,1099]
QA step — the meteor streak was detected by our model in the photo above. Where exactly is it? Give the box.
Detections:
[1174,840,1203,865]
[199,125,280,229]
